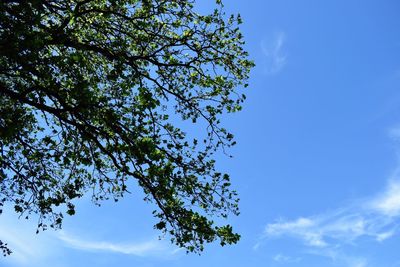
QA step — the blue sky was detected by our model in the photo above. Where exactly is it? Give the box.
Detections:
[2,1,400,266]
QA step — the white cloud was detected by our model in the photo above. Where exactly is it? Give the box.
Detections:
[258,177,400,266]
[352,260,368,267]
[266,217,315,233]
[259,128,400,265]
[0,212,58,265]
[260,31,287,74]
[370,180,400,217]
[58,231,175,257]
[263,199,398,249]
[375,230,394,242]
[265,217,327,247]
[260,159,400,251]
[273,253,301,263]
[306,248,368,267]
[0,207,178,266]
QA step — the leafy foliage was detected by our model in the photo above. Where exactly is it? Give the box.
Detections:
[0,0,253,254]
[0,240,12,257]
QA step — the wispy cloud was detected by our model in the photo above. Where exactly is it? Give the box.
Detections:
[370,180,400,217]
[265,217,327,247]
[256,126,400,267]
[368,132,400,217]
[258,166,400,266]
[263,179,400,248]
[58,231,177,257]
[0,212,57,265]
[0,208,178,266]
[307,249,368,267]
[260,31,287,74]
[273,253,301,264]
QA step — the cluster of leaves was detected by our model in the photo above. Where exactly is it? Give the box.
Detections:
[0,240,12,257]
[0,0,254,253]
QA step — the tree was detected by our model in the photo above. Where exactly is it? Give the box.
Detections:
[0,0,254,254]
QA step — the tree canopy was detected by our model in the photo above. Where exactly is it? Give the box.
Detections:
[0,0,253,255]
